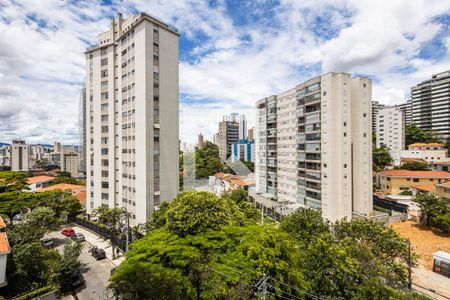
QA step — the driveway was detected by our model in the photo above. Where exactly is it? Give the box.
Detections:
[48,226,124,300]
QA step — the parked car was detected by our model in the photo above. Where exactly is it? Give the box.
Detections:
[12,214,22,221]
[40,236,53,247]
[89,246,106,260]
[61,227,75,237]
[71,233,85,242]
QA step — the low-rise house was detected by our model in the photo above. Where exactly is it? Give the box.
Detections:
[379,170,450,195]
[436,181,450,205]
[411,184,436,195]
[209,172,253,195]
[390,143,449,166]
[431,161,450,172]
[0,217,10,287]
[37,183,86,207]
[26,175,55,192]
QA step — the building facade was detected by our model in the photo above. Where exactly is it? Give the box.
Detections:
[11,140,29,172]
[411,71,450,142]
[379,170,450,195]
[61,146,79,178]
[0,146,11,168]
[397,99,412,125]
[376,106,405,151]
[85,13,179,225]
[248,127,254,141]
[372,100,385,131]
[255,73,373,222]
[197,133,204,149]
[231,139,255,163]
[218,121,239,161]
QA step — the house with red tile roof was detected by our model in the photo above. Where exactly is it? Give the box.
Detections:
[379,170,450,195]
[26,175,55,191]
[0,217,10,287]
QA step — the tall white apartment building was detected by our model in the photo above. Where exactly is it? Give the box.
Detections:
[61,146,78,178]
[255,73,373,222]
[11,140,29,172]
[85,13,179,225]
[376,106,405,151]
[372,101,385,131]
[411,71,450,142]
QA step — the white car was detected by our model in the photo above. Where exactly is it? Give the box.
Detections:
[40,236,53,247]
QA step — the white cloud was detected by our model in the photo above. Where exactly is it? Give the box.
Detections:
[0,0,450,144]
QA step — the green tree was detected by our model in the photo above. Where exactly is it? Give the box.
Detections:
[34,190,82,216]
[0,171,29,192]
[222,189,259,221]
[281,208,330,243]
[166,191,244,237]
[145,201,170,232]
[57,241,84,292]
[413,193,449,227]
[0,191,36,224]
[195,142,224,179]
[405,123,440,146]
[49,172,81,185]
[373,146,393,171]
[395,161,430,171]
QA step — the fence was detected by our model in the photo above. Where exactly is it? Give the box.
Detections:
[67,215,128,252]
[373,195,408,213]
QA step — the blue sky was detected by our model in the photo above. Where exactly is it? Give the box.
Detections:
[0,0,450,144]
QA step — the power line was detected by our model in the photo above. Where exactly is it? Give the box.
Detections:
[269,277,323,300]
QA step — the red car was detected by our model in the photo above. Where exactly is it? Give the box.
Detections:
[61,227,75,237]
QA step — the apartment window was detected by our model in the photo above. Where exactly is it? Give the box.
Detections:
[101,115,108,122]
[413,178,419,182]
[101,193,108,200]
[101,126,108,133]
[101,92,109,100]
[101,104,108,111]
[323,91,327,96]
[363,113,367,117]
[101,170,109,177]
[101,58,108,66]
[101,182,109,189]
[101,159,109,166]
[100,48,107,55]
[101,148,109,155]
[343,122,347,126]
[344,164,347,168]
[101,70,108,77]
[363,83,366,88]
[101,81,108,89]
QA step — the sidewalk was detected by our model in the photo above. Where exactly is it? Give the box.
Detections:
[72,225,125,266]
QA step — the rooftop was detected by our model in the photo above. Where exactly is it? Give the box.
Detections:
[74,191,86,206]
[27,175,55,184]
[400,158,426,163]
[230,179,249,187]
[408,143,444,147]
[412,184,436,192]
[381,170,450,178]
[37,183,85,193]
[0,232,10,254]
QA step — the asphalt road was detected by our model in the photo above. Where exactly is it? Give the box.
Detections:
[47,231,115,300]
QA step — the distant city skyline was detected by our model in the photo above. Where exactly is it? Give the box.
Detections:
[1,1,450,144]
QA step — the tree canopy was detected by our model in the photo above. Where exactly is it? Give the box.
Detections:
[395,161,430,171]
[0,171,29,193]
[413,193,450,233]
[405,123,440,146]
[109,191,425,300]
[373,146,393,171]
[195,142,224,179]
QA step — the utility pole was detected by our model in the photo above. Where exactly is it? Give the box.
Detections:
[125,211,130,252]
[407,239,412,291]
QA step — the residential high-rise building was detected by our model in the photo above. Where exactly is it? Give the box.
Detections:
[372,101,385,131]
[231,139,255,163]
[397,99,412,125]
[61,146,78,177]
[376,106,405,151]
[411,71,450,142]
[197,133,204,149]
[0,145,11,167]
[239,115,247,140]
[248,127,254,142]
[255,73,373,222]
[31,144,45,161]
[53,142,62,153]
[85,13,179,225]
[213,132,219,146]
[79,87,87,177]
[11,140,29,172]
[218,121,239,161]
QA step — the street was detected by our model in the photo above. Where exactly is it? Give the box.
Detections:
[48,226,123,300]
